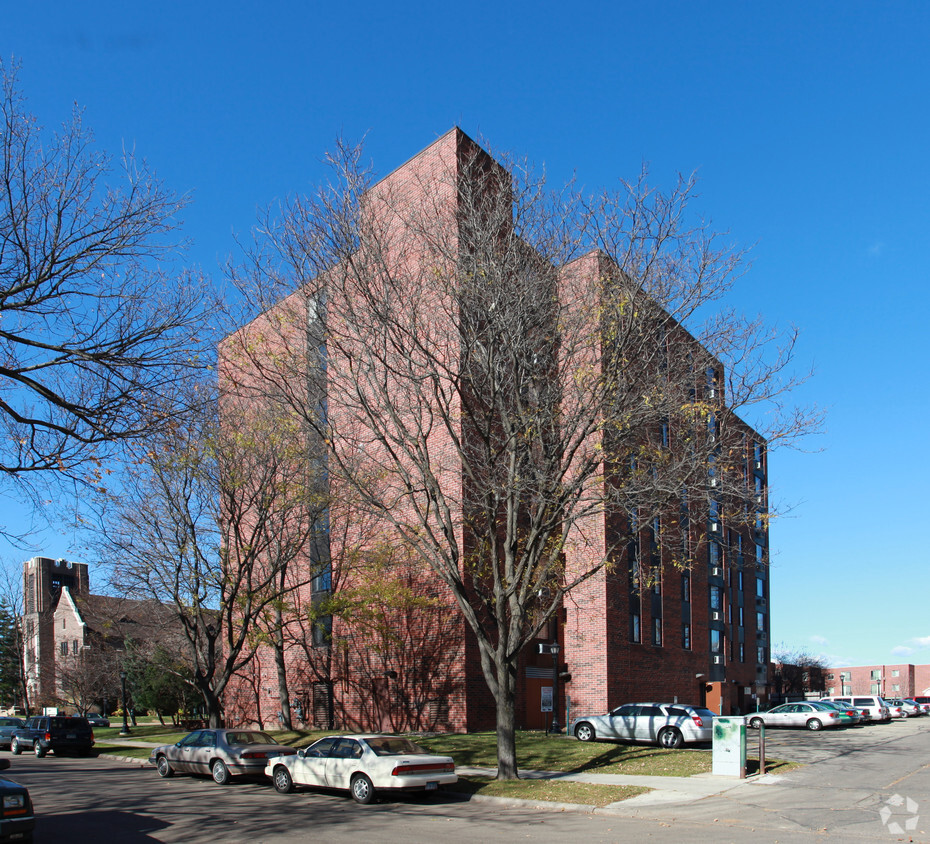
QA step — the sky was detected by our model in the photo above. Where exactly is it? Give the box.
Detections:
[3,1,929,671]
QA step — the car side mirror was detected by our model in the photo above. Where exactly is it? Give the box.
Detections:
[297,749,305,758]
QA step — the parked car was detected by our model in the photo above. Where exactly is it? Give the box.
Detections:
[748,701,841,731]
[150,729,297,784]
[813,700,862,726]
[904,698,930,715]
[10,715,94,757]
[0,759,35,843]
[83,713,110,728]
[885,702,907,719]
[570,702,715,748]
[886,699,925,717]
[0,718,25,750]
[820,695,891,723]
[266,734,457,804]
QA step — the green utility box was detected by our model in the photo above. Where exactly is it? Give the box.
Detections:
[711,715,747,777]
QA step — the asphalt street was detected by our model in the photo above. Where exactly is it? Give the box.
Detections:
[1,717,927,842]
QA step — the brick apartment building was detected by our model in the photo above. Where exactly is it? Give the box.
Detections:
[221,129,772,732]
[824,664,930,699]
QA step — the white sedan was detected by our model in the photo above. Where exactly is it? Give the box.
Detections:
[748,702,841,731]
[265,734,457,804]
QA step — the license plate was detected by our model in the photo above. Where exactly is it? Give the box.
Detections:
[66,733,76,739]
[425,781,438,790]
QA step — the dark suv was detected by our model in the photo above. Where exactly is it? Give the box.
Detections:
[11,716,94,757]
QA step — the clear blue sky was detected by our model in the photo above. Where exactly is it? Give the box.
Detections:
[4,1,929,670]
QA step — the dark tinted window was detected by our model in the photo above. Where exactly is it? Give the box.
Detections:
[638,705,663,717]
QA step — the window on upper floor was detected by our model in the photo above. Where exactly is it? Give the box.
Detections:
[681,573,691,602]
[652,618,662,647]
[631,612,641,643]
[60,641,68,655]
[710,586,722,611]
[710,629,722,653]
[756,611,765,633]
[683,623,691,650]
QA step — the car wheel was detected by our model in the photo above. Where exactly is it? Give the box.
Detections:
[156,755,174,778]
[574,722,595,742]
[273,765,293,794]
[34,743,46,758]
[749,717,764,729]
[10,739,21,755]
[807,718,823,731]
[211,759,230,785]
[351,773,375,804]
[657,727,683,749]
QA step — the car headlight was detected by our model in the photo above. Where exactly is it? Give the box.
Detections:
[2,794,25,814]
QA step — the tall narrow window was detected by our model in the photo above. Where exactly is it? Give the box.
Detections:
[652,618,662,646]
[683,624,691,649]
[631,612,641,643]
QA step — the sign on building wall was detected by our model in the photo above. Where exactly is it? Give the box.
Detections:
[540,686,553,713]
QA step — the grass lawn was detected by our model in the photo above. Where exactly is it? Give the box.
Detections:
[450,776,650,806]
[97,728,797,780]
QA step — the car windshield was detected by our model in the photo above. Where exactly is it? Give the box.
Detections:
[364,737,430,756]
[225,731,278,746]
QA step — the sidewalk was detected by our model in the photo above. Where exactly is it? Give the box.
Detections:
[455,765,786,812]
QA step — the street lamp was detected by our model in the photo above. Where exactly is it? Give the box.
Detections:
[119,670,131,736]
[550,642,561,735]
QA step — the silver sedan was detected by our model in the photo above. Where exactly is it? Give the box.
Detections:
[749,702,841,731]
[150,729,297,784]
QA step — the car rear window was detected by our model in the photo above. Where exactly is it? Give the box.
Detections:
[365,737,430,756]
[49,717,89,729]
[693,708,716,719]
[852,698,874,706]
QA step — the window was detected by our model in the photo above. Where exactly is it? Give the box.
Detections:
[710,586,722,611]
[652,618,662,646]
[710,629,722,653]
[661,420,669,448]
[737,570,744,591]
[738,606,744,627]
[62,618,66,629]
[683,624,691,649]
[870,669,881,680]
[892,684,900,693]
[72,640,79,655]
[631,612,641,643]
[756,577,765,599]
[681,573,691,602]
[842,685,852,695]
[739,643,745,663]
[757,645,766,664]
[756,544,765,565]
[60,641,68,655]
[840,671,851,682]
[756,611,765,633]
[870,683,880,694]
[709,542,721,567]
[892,670,900,677]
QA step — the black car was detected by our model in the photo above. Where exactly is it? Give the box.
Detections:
[0,719,24,752]
[11,716,94,757]
[0,759,35,843]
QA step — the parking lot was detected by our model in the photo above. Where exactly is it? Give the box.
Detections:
[745,709,928,765]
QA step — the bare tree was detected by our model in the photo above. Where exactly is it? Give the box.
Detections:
[0,60,214,529]
[56,645,120,715]
[223,131,819,777]
[772,645,827,697]
[92,376,327,727]
[0,561,28,712]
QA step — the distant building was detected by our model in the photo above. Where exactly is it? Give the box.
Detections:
[823,664,930,699]
[22,556,181,711]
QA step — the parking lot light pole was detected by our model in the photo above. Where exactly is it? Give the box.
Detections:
[550,642,561,735]
[119,671,131,736]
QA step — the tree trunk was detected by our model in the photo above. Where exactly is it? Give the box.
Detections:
[274,607,292,730]
[196,675,224,728]
[495,660,519,780]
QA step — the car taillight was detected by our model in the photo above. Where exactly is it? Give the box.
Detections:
[44,732,51,741]
[391,762,454,776]
[691,715,704,727]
